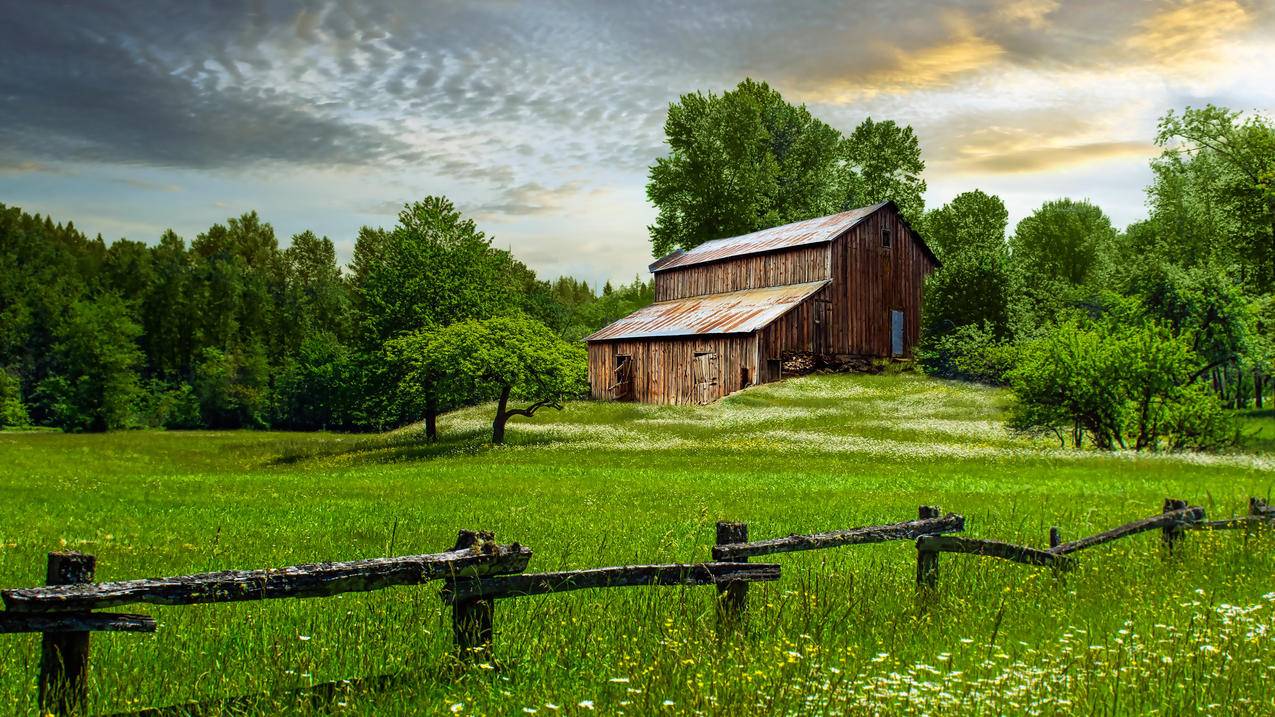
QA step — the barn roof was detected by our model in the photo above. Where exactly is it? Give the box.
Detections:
[647,200,938,272]
[583,280,829,342]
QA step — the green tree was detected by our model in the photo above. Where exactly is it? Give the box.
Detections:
[1010,199,1116,288]
[1155,105,1275,290]
[1008,315,1234,452]
[38,295,143,431]
[426,315,587,444]
[646,79,926,256]
[271,334,356,430]
[919,190,1008,263]
[843,117,926,222]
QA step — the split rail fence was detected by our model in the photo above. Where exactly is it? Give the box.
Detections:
[1,497,1270,716]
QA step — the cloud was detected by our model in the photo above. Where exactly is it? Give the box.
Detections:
[470,181,589,221]
[953,140,1157,173]
[1125,0,1250,70]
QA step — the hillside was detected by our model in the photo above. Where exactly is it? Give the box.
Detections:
[0,373,1272,715]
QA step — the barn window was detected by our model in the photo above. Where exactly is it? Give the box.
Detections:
[881,226,892,248]
[612,354,632,399]
[741,366,750,387]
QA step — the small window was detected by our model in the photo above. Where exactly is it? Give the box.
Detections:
[741,366,750,387]
[881,227,892,248]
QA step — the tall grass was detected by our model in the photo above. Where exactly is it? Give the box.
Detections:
[0,373,1271,715]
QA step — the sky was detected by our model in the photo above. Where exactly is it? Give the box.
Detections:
[2,1,1275,288]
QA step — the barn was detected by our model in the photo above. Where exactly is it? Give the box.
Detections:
[583,201,940,404]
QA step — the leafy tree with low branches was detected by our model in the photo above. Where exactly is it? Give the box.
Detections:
[425,315,587,444]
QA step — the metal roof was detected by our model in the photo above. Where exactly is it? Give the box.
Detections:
[584,280,830,342]
[648,203,888,272]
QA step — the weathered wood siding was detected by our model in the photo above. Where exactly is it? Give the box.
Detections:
[588,204,937,403]
[826,206,934,358]
[587,335,759,405]
[655,245,830,301]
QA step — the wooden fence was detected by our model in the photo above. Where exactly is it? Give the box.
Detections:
[0,498,1269,716]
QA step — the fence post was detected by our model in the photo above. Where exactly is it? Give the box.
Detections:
[449,531,493,663]
[915,506,940,591]
[1049,527,1061,550]
[1162,498,1188,556]
[715,521,748,633]
[38,551,95,716]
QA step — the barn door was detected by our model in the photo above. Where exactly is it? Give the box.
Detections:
[612,355,633,400]
[890,309,905,357]
[692,351,719,404]
[812,298,831,355]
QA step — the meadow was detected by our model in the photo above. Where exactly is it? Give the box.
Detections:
[1,373,1273,715]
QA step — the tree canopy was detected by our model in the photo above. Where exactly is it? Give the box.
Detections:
[646,79,925,257]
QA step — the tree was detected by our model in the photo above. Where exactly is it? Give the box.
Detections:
[426,315,587,444]
[646,79,926,256]
[384,327,446,440]
[1155,105,1275,290]
[919,190,1008,263]
[1007,316,1234,452]
[271,333,357,430]
[38,295,143,431]
[843,117,926,222]
[1010,199,1116,288]
[352,197,513,350]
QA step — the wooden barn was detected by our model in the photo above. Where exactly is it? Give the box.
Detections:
[584,201,940,404]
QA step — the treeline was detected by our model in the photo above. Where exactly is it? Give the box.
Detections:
[917,106,1274,451]
[0,197,648,432]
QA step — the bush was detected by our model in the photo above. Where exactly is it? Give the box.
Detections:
[918,322,1017,385]
[0,369,30,428]
[1007,318,1235,451]
[139,380,202,429]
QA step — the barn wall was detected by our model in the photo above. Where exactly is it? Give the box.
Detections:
[826,206,936,358]
[587,334,760,405]
[654,244,830,301]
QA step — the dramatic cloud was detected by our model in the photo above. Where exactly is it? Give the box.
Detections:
[1,0,1274,284]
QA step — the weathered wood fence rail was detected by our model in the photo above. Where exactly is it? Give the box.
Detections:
[0,499,1270,716]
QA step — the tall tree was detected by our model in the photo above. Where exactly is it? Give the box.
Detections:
[1010,199,1116,288]
[36,295,143,431]
[919,189,1008,263]
[843,117,926,222]
[1153,105,1275,290]
[646,79,926,257]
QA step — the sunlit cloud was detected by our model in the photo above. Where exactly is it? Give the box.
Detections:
[1,0,1273,283]
[1125,0,1250,72]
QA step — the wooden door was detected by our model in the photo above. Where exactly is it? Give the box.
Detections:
[692,351,719,404]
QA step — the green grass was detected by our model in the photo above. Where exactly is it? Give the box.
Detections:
[1,373,1273,715]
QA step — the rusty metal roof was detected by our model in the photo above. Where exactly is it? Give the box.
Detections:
[584,280,829,342]
[648,203,887,273]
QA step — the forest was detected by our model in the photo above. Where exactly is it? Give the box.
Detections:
[2,79,1273,452]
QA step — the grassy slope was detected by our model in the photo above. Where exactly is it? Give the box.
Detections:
[0,373,1272,715]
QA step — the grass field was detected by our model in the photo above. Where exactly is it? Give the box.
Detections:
[1,373,1273,715]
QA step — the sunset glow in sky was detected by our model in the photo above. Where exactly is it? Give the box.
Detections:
[3,1,1274,285]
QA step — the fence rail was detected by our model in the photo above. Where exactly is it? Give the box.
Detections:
[0,498,1270,716]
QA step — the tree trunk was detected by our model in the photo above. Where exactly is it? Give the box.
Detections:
[1256,368,1264,410]
[491,385,511,445]
[424,392,438,441]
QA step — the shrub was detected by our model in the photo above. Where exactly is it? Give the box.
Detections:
[0,369,30,428]
[139,380,202,429]
[1007,318,1235,451]
[918,322,1017,385]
